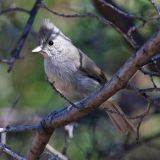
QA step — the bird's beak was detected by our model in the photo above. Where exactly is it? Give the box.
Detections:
[32,45,42,53]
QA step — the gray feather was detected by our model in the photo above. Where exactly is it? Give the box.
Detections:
[78,49,107,84]
[39,19,70,44]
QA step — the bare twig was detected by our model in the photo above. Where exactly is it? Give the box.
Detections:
[149,0,160,18]
[127,83,160,109]
[0,124,41,133]
[150,75,157,88]
[5,0,42,72]
[93,0,145,48]
[99,0,160,22]
[136,102,151,142]
[46,144,68,160]
[0,7,30,15]
[99,0,146,21]
[39,1,139,48]
[140,67,160,76]
[0,143,25,160]
[0,57,15,66]
[139,87,160,93]
[127,21,146,48]
[127,131,160,152]
[39,1,110,25]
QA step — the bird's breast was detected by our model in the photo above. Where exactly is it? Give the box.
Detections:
[43,57,100,102]
[44,58,79,100]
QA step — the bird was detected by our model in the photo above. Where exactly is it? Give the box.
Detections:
[32,19,135,134]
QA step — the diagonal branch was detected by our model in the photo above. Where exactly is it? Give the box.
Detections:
[26,26,160,160]
[39,2,111,25]
[0,124,41,133]
[3,0,42,72]
[93,0,145,48]
[0,143,25,160]
[0,7,30,15]
[149,0,160,18]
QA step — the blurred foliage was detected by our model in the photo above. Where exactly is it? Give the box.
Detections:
[1,0,160,160]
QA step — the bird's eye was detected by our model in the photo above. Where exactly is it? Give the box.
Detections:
[48,40,54,46]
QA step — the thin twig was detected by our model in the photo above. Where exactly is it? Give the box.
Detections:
[127,83,160,108]
[140,67,160,76]
[6,0,42,72]
[0,7,30,16]
[136,102,151,143]
[99,0,160,22]
[139,87,160,93]
[0,143,25,160]
[150,75,157,88]
[127,21,145,48]
[99,0,146,21]
[128,131,160,151]
[46,144,68,160]
[101,100,151,120]
[149,0,160,18]
[0,124,41,133]
[39,1,109,25]
[39,1,139,49]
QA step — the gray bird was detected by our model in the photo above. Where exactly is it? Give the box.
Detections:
[32,19,135,134]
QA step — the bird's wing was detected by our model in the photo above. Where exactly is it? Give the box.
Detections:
[78,49,107,84]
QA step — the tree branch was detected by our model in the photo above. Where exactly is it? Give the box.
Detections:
[0,7,30,15]
[149,0,160,18]
[26,26,160,160]
[1,0,42,72]
[93,0,145,48]
[0,124,41,133]
[0,143,25,160]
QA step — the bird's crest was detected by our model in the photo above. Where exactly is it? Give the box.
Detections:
[38,18,71,43]
[38,19,59,42]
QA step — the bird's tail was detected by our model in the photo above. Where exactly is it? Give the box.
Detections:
[101,101,136,135]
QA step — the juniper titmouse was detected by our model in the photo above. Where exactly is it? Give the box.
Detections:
[32,19,135,134]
